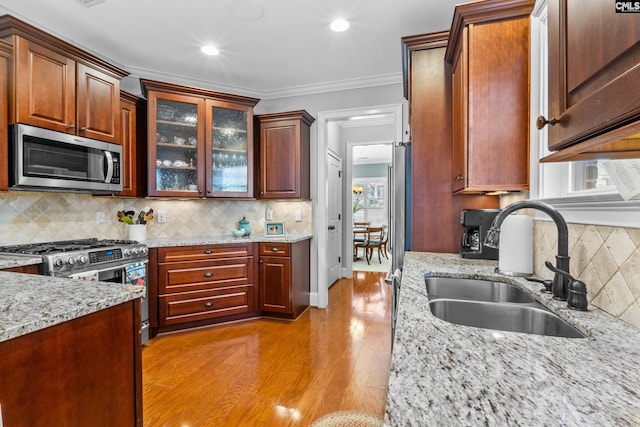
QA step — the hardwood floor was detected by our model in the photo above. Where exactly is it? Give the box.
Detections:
[142,271,392,426]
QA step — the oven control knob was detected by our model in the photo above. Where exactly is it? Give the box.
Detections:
[141,247,148,255]
[67,257,75,266]
[77,255,88,264]
[132,248,139,256]
[54,259,64,268]
[124,248,132,257]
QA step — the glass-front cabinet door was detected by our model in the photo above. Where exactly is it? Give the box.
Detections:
[148,93,205,197]
[206,100,254,198]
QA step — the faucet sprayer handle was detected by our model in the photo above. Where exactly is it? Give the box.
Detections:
[544,260,574,281]
[545,261,588,310]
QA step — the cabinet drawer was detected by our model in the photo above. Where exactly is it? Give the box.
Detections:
[158,258,252,294]
[159,286,253,326]
[258,242,290,256]
[158,243,252,262]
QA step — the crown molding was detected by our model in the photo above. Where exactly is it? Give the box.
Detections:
[126,65,402,101]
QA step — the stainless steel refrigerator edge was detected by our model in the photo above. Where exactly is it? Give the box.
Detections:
[388,141,409,277]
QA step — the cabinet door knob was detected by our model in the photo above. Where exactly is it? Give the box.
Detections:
[455,174,464,182]
[204,272,213,277]
[536,115,559,130]
[69,124,76,129]
[204,302,213,308]
[271,247,279,252]
[204,249,214,254]
[80,127,86,131]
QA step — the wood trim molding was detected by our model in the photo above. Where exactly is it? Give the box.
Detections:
[140,78,260,106]
[0,14,129,79]
[445,0,535,64]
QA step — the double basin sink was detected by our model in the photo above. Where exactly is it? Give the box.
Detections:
[425,277,585,338]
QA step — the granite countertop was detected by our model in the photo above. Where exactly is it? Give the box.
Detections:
[0,271,144,343]
[0,255,42,270]
[386,252,640,426]
[144,233,313,248]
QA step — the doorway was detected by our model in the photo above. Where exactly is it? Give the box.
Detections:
[313,104,403,309]
[351,143,393,272]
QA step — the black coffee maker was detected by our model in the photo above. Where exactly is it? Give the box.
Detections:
[460,209,500,259]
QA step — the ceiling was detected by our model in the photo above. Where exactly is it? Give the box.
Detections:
[0,0,461,99]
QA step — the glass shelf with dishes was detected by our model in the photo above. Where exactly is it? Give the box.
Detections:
[151,98,203,194]
[143,78,258,198]
[210,106,251,194]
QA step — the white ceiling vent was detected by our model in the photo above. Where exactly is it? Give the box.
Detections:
[75,0,105,7]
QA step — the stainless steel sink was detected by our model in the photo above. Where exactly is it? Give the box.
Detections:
[424,277,585,338]
[428,299,585,338]
[425,277,535,303]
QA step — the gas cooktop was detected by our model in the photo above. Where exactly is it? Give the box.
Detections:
[0,238,140,255]
[0,238,148,276]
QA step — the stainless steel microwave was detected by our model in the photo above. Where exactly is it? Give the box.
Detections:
[10,124,122,194]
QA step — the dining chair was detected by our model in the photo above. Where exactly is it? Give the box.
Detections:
[364,226,385,264]
[353,228,370,261]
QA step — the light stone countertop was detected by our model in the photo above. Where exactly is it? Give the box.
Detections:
[385,251,640,426]
[0,255,42,270]
[0,271,144,343]
[144,233,312,248]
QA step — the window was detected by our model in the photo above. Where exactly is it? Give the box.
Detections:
[352,178,387,226]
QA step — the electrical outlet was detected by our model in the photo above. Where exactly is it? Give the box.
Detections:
[96,211,105,224]
[157,210,167,223]
[295,210,302,222]
[266,209,273,220]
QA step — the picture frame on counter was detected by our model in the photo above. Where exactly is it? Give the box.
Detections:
[265,221,285,237]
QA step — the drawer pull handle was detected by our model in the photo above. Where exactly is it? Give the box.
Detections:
[271,248,279,252]
[204,249,214,254]
[204,302,213,308]
[204,272,214,277]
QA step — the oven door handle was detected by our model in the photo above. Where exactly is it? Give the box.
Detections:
[104,150,114,183]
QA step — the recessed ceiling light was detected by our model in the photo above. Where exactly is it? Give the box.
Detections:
[201,45,220,56]
[330,19,349,32]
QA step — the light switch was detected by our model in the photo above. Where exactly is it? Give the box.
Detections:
[295,210,302,222]
[266,209,273,220]
[157,211,167,223]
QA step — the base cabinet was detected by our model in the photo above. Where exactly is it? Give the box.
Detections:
[259,240,310,319]
[0,301,142,427]
[155,243,259,332]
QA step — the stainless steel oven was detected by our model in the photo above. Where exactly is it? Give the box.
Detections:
[0,238,149,344]
[69,260,149,345]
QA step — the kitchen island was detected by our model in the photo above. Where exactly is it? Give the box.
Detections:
[0,271,145,426]
[386,252,640,426]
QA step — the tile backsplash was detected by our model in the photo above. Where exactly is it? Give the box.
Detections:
[0,191,312,245]
[534,221,640,330]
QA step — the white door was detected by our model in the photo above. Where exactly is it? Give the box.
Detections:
[327,152,342,287]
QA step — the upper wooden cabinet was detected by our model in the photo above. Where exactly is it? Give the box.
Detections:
[445,0,534,194]
[0,15,128,144]
[142,79,259,198]
[255,110,314,199]
[540,0,640,162]
[0,40,10,192]
[118,92,146,197]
